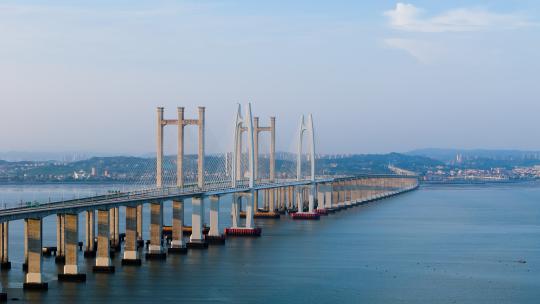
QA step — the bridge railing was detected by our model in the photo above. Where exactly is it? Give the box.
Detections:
[0,174,419,213]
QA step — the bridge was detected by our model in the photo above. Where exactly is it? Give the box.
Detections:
[0,103,418,297]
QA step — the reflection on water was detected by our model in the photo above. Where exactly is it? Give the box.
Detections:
[0,183,538,303]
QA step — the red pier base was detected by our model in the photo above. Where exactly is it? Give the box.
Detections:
[315,209,329,216]
[224,227,262,237]
[291,212,320,220]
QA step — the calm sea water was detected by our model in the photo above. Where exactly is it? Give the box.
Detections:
[0,183,538,303]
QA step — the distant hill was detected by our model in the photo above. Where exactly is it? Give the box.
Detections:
[0,153,435,183]
[0,151,106,162]
[407,148,540,163]
[317,153,442,175]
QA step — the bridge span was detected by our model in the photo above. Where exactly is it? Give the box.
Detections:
[0,104,419,298]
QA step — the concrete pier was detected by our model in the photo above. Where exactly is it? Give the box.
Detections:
[109,207,120,251]
[136,204,144,247]
[188,197,208,248]
[58,213,86,282]
[253,190,258,213]
[288,187,294,210]
[269,189,275,212]
[93,209,114,273]
[206,196,225,245]
[24,218,47,290]
[325,185,334,211]
[292,186,320,220]
[0,222,10,270]
[122,206,141,265]
[55,214,65,264]
[317,187,325,209]
[146,202,166,259]
[308,186,315,213]
[226,192,262,237]
[231,194,240,228]
[22,220,28,271]
[84,210,95,257]
[169,200,187,253]
[245,191,254,229]
[278,187,285,212]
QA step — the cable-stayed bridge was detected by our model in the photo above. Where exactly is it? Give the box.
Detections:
[0,103,418,296]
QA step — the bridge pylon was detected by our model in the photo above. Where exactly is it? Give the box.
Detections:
[227,103,262,237]
[292,114,320,220]
[156,106,205,188]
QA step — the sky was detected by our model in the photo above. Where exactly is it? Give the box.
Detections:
[0,0,539,156]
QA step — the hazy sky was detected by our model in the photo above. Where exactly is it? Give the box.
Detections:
[1,1,539,155]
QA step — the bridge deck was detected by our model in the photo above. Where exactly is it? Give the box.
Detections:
[0,174,417,222]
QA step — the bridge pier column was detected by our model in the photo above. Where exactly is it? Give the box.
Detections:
[296,188,303,212]
[334,183,342,209]
[339,183,346,208]
[109,207,120,252]
[207,196,225,244]
[56,214,65,264]
[353,179,359,204]
[363,178,370,202]
[245,191,255,229]
[122,206,141,265]
[358,179,364,202]
[136,204,143,247]
[225,192,261,236]
[147,202,166,258]
[273,188,279,212]
[0,222,10,270]
[231,194,240,228]
[24,218,47,290]
[23,220,28,271]
[253,191,258,212]
[317,186,325,211]
[349,180,355,204]
[308,185,316,213]
[279,187,285,212]
[325,184,333,209]
[269,189,275,212]
[59,213,86,282]
[288,186,294,210]
[262,190,268,210]
[274,188,280,212]
[169,200,187,253]
[208,196,219,236]
[291,186,320,220]
[188,197,208,249]
[276,188,281,211]
[345,180,353,207]
[332,185,337,208]
[93,209,114,273]
[84,210,95,257]
[348,181,354,206]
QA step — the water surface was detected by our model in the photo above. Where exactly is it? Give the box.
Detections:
[0,183,538,303]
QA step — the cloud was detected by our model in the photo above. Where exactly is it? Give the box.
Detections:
[384,3,534,32]
[383,38,441,64]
